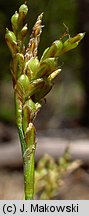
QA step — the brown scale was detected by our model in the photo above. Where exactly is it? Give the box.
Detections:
[25,13,43,60]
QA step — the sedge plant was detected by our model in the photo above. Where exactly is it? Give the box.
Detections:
[5,2,85,200]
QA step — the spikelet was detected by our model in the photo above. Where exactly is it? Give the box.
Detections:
[25,13,43,60]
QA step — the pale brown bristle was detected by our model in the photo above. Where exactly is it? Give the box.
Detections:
[25,13,44,60]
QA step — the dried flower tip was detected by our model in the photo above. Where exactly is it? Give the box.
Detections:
[26,13,44,59]
[30,12,43,40]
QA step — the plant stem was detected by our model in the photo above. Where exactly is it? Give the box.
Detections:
[15,92,36,199]
[5,3,85,200]
[24,148,35,200]
[23,124,36,200]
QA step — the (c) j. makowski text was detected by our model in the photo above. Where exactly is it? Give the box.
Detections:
[19,203,79,213]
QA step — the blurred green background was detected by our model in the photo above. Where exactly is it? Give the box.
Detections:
[0,0,88,129]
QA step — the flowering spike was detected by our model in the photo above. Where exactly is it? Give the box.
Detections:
[5,2,85,200]
[20,24,28,40]
[18,3,28,26]
[5,28,18,55]
[60,33,85,55]
[41,40,63,61]
[11,11,19,33]
[48,68,61,81]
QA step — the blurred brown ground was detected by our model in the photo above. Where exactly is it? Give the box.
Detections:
[0,123,89,199]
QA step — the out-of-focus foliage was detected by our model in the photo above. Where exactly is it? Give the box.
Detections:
[0,0,23,80]
[35,152,71,199]
[35,151,82,199]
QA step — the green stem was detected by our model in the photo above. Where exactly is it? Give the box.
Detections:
[14,92,36,199]
[14,93,26,154]
[23,123,36,200]
[24,148,35,200]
